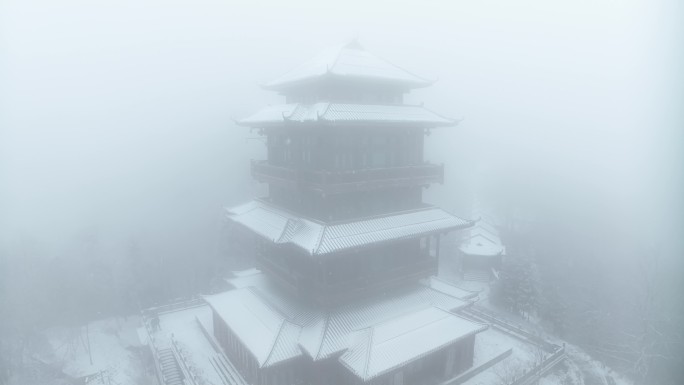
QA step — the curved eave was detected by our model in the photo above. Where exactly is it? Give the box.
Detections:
[261,73,434,93]
[225,200,475,257]
[314,220,473,256]
[237,119,458,129]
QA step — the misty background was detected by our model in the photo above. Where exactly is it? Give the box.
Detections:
[0,0,683,382]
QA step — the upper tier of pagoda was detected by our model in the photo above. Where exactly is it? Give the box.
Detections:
[239,40,457,129]
[262,40,433,93]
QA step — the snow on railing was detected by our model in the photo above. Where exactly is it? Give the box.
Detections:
[171,335,202,385]
[464,307,559,352]
[460,306,567,385]
[507,346,566,385]
[142,297,205,318]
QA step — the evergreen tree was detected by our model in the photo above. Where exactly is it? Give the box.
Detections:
[491,254,539,319]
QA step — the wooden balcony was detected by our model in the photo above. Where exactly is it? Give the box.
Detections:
[255,254,438,305]
[332,257,437,287]
[251,160,443,194]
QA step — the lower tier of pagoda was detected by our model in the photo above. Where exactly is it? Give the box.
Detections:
[203,269,485,385]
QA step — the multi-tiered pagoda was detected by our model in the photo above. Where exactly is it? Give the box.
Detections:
[205,40,487,385]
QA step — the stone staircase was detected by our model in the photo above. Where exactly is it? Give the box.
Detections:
[157,347,184,385]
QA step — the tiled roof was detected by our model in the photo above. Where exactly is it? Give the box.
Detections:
[206,270,478,370]
[339,307,487,381]
[459,233,505,257]
[422,276,479,300]
[225,200,472,255]
[263,40,432,90]
[459,221,505,257]
[204,288,303,367]
[238,103,456,127]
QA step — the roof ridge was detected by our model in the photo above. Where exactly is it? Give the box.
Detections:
[328,44,346,75]
[372,50,434,85]
[262,320,287,367]
[313,314,332,360]
[362,327,374,379]
[277,218,299,244]
[374,310,450,345]
[321,102,333,121]
[312,223,329,255]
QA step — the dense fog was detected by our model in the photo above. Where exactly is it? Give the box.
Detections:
[1,0,682,384]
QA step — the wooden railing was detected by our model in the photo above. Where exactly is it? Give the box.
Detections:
[464,307,560,353]
[323,257,437,291]
[251,160,443,193]
[257,256,438,304]
[141,297,205,318]
[459,306,566,385]
[141,313,166,385]
[441,348,513,385]
[508,346,566,385]
[171,336,200,385]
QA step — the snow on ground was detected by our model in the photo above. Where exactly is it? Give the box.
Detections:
[39,316,151,385]
[438,253,635,385]
[560,344,634,385]
[463,327,543,385]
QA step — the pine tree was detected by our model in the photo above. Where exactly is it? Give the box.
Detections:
[491,253,539,319]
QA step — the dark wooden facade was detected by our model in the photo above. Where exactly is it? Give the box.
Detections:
[216,43,478,385]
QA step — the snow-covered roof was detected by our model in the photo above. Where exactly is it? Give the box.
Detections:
[458,214,505,257]
[204,288,303,367]
[206,270,478,369]
[226,200,472,255]
[422,276,479,300]
[238,102,456,128]
[459,233,505,257]
[339,307,487,381]
[263,40,432,91]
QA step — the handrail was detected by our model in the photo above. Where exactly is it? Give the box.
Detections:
[465,307,560,352]
[458,306,566,385]
[251,160,443,187]
[508,347,566,385]
[140,312,165,385]
[441,348,513,385]
[142,297,205,318]
[171,336,200,385]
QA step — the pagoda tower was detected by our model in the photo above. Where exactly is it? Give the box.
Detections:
[205,41,487,385]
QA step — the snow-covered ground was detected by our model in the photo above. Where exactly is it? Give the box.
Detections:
[438,253,635,385]
[35,316,152,385]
